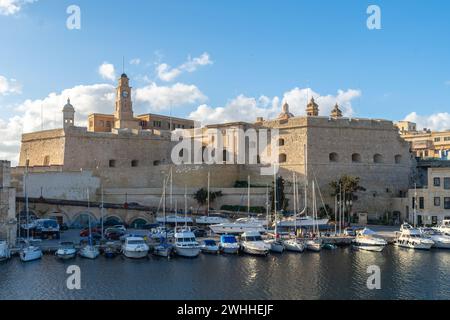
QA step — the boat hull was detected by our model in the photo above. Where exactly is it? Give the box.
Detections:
[433,241,450,249]
[306,240,322,252]
[220,245,240,254]
[241,246,269,256]
[283,240,305,253]
[201,246,220,254]
[56,251,77,260]
[175,246,201,258]
[153,245,172,257]
[353,245,384,252]
[395,242,433,250]
[210,225,266,235]
[20,247,43,262]
[79,247,100,259]
[122,249,149,259]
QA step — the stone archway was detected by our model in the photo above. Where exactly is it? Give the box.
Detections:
[103,215,124,227]
[71,211,98,228]
[129,217,149,229]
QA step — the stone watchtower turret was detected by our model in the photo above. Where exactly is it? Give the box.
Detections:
[331,103,343,118]
[62,98,75,129]
[306,97,319,116]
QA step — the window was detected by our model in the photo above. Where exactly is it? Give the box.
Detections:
[278,138,285,146]
[99,120,105,127]
[106,121,111,128]
[153,121,162,128]
[352,153,361,163]
[329,152,339,162]
[445,197,450,210]
[131,160,139,167]
[279,153,287,163]
[109,160,116,168]
[419,197,424,209]
[373,154,383,163]
[434,177,441,187]
[153,160,161,166]
[412,197,416,209]
[434,137,441,142]
[445,137,450,142]
[434,197,441,207]
[43,155,50,166]
[395,155,402,164]
[445,177,450,190]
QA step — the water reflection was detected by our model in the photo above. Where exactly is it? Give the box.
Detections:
[0,248,449,300]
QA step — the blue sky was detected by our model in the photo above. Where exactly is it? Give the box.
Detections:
[1,0,450,161]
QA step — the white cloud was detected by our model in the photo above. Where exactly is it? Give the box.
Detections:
[0,75,22,95]
[135,82,207,112]
[189,88,361,126]
[130,58,141,65]
[0,0,36,16]
[404,112,450,132]
[156,52,213,82]
[445,80,450,86]
[98,62,116,81]
[0,84,115,164]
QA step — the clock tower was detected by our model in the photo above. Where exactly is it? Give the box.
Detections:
[114,73,139,130]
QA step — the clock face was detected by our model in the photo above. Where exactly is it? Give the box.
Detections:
[122,91,129,98]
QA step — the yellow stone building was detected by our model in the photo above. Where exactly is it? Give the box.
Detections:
[396,120,450,159]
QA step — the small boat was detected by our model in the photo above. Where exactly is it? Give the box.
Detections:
[122,237,149,259]
[264,238,285,253]
[153,236,172,258]
[240,231,270,256]
[20,244,43,262]
[434,219,450,236]
[322,243,337,250]
[0,240,11,262]
[156,215,193,225]
[420,228,450,249]
[219,235,240,254]
[200,239,220,254]
[150,227,174,240]
[103,243,118,258]
[174,228,201,258]
[352,228,387,252]
[195,216,230,225]
[56,242,77,260]
[395,223,434,250]
[306,239,322,252]
[283,238,305,252]
[79,245,100,259]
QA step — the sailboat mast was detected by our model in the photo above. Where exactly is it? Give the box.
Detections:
[273,166,277,235]
[24,163,29,241]
[293,172,297,232]
[266,184,269,233]
[101,185,104,240]
[184,185,188,229]
[207,171,210,217]
[247,175,251,215]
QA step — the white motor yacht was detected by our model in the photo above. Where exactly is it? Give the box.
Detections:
[277,216,329,229]
[174,228,201,258]
[395,223,434,250]
[79,245,100,259]
[56,242,77,260]
[122,237,149,259]
[195,216,230,225]
[0,240,11,262]
[435,219,450,235]
[210,217,267,235]
[219,235,240,254]
[240,231,270,256]
[20,244,43,262]
[156,215,193,225]
[283,238,305,253]
[420,228,450,249]
[353,228,387,252]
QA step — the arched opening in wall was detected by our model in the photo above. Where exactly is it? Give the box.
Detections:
[352,153,362,163]
[374,154,383,163]
[70,212,98,229]
[223,149,229,163]
[103,216,123,227]
[279,153,287,163]
[130,218,148,229]
[395,154,402,164]
[43,155,50,166]
[278,138,285,147]
[131,160,139,167]
[109,159,116,168]
[329,152,339,162]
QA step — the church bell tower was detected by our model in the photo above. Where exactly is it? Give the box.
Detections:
[114,73,139,130]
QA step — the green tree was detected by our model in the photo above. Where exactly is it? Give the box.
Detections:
[270,176,289,212]
[193,188,223,213]
[330,175,366,201]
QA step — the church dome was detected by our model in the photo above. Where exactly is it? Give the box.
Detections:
[62,98,75,112]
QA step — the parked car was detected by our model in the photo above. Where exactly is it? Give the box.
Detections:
[80,227,102,237]
[112,225,127,232]
[105,231,123,241]
[60,223,69,231]
[193,228,208,238]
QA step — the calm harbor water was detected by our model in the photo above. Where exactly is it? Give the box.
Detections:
[1,246,449,300]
